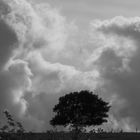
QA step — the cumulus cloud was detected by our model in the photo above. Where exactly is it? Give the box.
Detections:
[90,16,140,131]
[0,0,100,131]
[1,0,140,132]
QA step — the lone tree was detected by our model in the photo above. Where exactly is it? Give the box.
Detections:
[50,90,110,132]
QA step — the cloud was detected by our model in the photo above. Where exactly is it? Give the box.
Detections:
[0,19,18,69]
[0,0,100,131]
[89,16,140,131]
[1,0,140,132]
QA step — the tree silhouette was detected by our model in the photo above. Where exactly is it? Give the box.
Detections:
[50,90,111,133]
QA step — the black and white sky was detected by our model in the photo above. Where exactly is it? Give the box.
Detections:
[1,0,140,132]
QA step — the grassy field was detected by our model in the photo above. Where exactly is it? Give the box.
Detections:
[1,132,140,140]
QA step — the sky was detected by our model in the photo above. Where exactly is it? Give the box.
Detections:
[1,0,140,132]
[38,0,140,26]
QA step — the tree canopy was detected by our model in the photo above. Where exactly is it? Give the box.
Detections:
[50,90,111,130]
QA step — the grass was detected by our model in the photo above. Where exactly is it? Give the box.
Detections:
[0,132,140,140]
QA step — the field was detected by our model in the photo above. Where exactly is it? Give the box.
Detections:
[0,132,140,140]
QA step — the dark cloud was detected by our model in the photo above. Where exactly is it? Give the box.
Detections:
[0,19,18,68]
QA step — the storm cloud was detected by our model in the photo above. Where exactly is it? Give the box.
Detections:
[0,0,140,132]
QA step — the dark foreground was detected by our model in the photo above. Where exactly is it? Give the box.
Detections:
[0,132,140,140]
